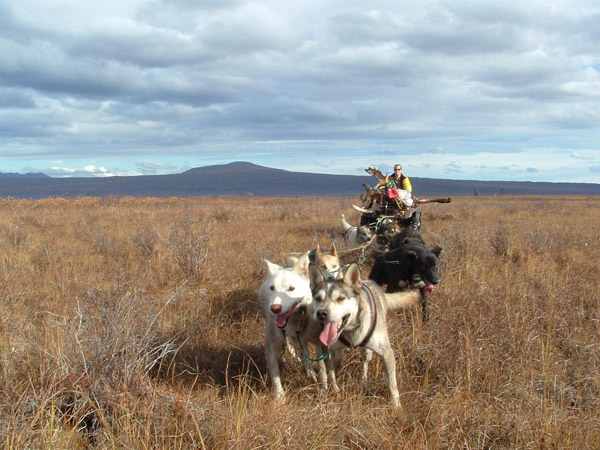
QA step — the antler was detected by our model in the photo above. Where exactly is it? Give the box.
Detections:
[365,167,387,187]
[360,183,384,208]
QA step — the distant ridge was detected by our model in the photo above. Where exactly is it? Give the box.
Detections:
[0,161,598,199]
[0,172,49,179]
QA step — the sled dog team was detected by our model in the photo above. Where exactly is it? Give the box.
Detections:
[258,215,443,407]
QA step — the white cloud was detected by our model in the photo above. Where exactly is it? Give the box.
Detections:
[47,165,114,177]
[570,151,596,160]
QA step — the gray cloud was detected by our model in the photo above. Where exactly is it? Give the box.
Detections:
[0,88,36,108]
[135,160,180,174]
[0,0,598,182]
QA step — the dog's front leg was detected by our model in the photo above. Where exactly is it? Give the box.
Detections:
[304,339,328,390]
[361,348,373,380]
[317,357,328,390]
[326,348,340,393]
[299,342,318,384]
[265,336,285,398]
[302,361,318,384]
[285,336,301,361]
[297,328,320,384]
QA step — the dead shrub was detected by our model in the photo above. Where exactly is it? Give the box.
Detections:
[131,223,161,259]
[165,215,211,281]
[62,289,180,439]
[4,226,27,247]
[489,223,510,259]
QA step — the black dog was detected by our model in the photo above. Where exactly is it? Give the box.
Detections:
[369,231,442,320]
[388,228,425,250]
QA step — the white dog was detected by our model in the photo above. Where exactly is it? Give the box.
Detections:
[258,252,321,398]
[341,214,373,248]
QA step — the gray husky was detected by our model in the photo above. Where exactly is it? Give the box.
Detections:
[308,263,421,407]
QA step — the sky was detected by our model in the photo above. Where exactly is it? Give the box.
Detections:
[1,0,599,183]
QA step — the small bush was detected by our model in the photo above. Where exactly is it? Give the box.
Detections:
[166,214,211,281]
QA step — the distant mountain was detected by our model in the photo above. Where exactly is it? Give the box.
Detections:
[0,172,49,179]
[0,161,597,199]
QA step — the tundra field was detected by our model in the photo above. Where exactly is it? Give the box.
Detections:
[0,195,598,449]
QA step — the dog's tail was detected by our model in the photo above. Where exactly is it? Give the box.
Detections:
[341,214,353,231]
[385,289,422,310]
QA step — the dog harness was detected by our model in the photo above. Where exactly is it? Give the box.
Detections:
[282,305,331,362]
[339,283,378,348]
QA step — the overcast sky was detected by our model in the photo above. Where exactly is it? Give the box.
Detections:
[1,0,599,182]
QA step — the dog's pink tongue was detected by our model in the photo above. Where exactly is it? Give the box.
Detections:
[275,303,297,328]
[424,284,435,294]
[319,321,340,346]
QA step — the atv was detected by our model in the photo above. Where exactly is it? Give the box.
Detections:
[357,197,451,249]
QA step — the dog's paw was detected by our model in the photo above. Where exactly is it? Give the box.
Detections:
[306,370,318,384]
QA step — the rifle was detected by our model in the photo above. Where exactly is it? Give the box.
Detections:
[415,197,452,205]
[353,197,451,215]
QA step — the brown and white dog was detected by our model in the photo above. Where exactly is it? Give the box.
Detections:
[287,243,342,280]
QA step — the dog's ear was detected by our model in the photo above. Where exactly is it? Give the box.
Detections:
[293,251,310,277]
[431,246,443,257]
[330,242,337,256]
[343,263,362,290]
[316,243,323,258]
[263,259,280,275]
[286,255,299,267]
[309,263,324,289]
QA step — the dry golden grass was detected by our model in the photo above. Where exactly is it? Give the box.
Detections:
[0,195,598,448]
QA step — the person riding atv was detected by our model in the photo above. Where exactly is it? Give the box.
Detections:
[360,164,421,230]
